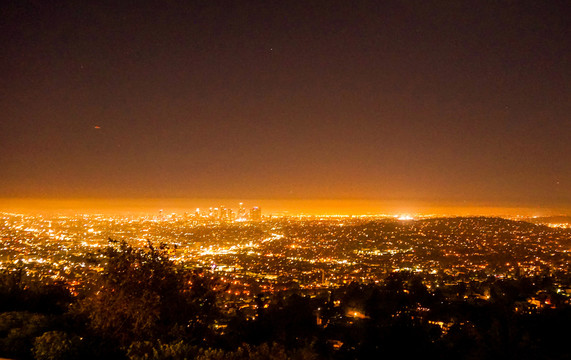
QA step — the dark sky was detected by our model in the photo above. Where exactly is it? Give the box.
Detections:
[1,1,569,207]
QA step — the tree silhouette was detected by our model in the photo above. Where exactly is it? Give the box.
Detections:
[75,241,220,347]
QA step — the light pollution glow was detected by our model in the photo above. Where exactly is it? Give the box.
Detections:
[0,198,567,217]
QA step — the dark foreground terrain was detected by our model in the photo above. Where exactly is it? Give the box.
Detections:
[1,239,570,360]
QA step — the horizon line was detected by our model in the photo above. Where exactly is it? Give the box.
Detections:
[0,197,569,217]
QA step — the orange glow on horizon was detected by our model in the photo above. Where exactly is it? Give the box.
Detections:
[0,198,567,217]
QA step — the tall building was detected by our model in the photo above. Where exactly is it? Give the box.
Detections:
[238,202,246,220]
[250,207,262,221]
[219,206,227,220]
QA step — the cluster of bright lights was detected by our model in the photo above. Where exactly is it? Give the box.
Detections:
[396,214,414,221]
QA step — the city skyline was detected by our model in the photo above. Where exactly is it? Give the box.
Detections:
[1,197,570,218]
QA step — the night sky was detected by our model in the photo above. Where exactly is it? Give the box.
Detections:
[1,1,570,209]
